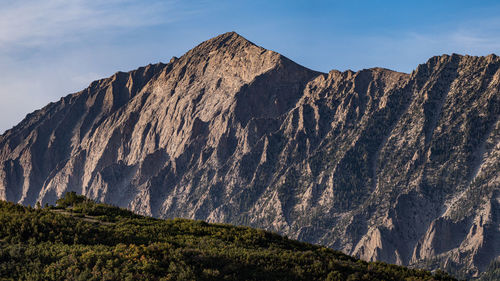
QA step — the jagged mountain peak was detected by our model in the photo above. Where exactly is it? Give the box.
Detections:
[178,31,273,67]
[190,31,257,53]
[160,31,320,91]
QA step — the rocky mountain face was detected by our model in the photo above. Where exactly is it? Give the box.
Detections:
[0,32,498,278]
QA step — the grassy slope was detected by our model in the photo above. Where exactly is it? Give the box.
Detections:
[0,195,456,281]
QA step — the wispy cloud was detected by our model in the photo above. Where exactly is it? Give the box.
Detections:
[0,0,203,134]
[331,16,500,73]
[0,0,179,49]
[411,16,500,54]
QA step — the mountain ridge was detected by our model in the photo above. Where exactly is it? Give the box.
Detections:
[0,32,498,278]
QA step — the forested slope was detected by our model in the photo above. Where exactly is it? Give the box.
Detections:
[0,193,455,281]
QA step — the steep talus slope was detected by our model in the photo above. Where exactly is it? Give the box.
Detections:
[0,32,498,277]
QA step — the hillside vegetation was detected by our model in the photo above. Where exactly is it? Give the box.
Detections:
[0,192,455,281]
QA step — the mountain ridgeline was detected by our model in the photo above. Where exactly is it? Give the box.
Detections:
[0,32,499,278]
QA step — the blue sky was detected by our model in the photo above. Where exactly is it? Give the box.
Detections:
[1,0,500,133]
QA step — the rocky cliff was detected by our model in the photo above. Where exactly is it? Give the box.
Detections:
[0,32,498,278]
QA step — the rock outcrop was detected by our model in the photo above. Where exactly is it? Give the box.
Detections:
[0,32,498,278]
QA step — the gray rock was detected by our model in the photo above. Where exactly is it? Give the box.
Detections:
[0,32,499,278]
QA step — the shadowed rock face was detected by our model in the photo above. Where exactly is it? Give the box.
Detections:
[0,32,499,278]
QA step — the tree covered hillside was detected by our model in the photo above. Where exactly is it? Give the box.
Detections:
[0,193,455,281]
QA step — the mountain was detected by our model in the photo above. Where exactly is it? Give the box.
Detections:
[0,193,456,280]
[0,32,498,278]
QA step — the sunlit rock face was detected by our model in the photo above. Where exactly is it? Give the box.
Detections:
[0,32,498,278]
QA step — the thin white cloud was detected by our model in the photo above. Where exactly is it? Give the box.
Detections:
[334,16,500,73]
[412,16,500,54]
[0,0,177,49]
[0,0,210,134]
